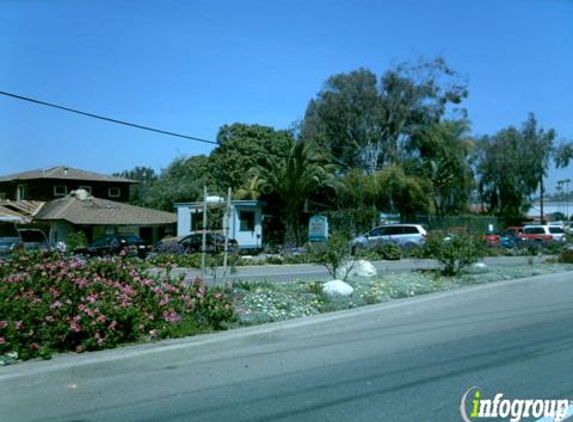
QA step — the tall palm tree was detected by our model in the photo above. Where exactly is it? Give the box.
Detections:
[253,140,340,246]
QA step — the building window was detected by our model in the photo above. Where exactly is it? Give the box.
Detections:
[108,187,121,198]
[239,210,255,232]
[17,185,26,200]
[191,211,204,232]
[79,186,92,194]
[54,185,67,197]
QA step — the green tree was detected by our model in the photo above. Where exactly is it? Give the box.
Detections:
[301,57,468,173]
[144,155,213,211]
[208,123,293,192]
[474,113,558,224]
[415,120,474,216]
[114,166,158,206]
[375,164,432,218]
[252,140,341,246]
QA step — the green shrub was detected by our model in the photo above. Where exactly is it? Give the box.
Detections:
[307,233,352,280]
[423,232,485,276]
[0,250,235,360]
[66,230,88,251]
[558,248,573,264]
[373,243,402,260]
[545,242,564,255]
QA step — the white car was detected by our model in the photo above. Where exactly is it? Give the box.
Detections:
[523,224,567,244]
[351,224,427,252]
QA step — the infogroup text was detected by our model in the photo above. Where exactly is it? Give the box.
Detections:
[460,387,571,422]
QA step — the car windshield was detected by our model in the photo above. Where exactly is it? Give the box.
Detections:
[0,222,19,237]
[91,237,111,247]
[117,235,141,243]
[19,230,46,242]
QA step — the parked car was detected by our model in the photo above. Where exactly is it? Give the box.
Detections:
[351,224,427,253]
[503,225,552,246]
[522,224,562,244]
[547,225,567,244]
[154,232,239,254]
[18,228,48,251]
[74,234,152,257]
[0,221,23,257]
[482,232,500,247]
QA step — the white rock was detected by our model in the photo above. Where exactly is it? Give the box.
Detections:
[322,280,354,297]
[336,259,378,279]
[467,262,489,274]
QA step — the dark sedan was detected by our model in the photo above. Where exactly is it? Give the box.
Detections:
[74,234,152,258]
[154,232,239,254]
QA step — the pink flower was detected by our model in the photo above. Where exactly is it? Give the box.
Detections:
[0,321,7,329]
[30,342,40,350]
[50,301,63,309]
[15,321,23,330]
[97,315,106,323]
[70,321,81,333]
[149,329,157,339]
[45,316,55,322]
[95,332,105,346]
[108,320,117,331]
[0,337,5,345]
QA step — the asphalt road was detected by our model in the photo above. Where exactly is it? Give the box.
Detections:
[1,271,573,422]
[166,255,550,283]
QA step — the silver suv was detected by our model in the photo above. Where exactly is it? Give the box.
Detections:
[351,224,427,252]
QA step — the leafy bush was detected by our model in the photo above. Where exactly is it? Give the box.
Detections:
[372,243,402,260]
[66,230,88,251]
[545,242,564,255]
[148,251,242,269]
[0,250,235,360]
[423,232,485,276]
[148,252,202,268]
[307,233,352,280]
[558,248,573,264]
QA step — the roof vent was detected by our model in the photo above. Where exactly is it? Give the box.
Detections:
[63,167,69,175]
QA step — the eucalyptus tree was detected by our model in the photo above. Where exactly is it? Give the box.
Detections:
[301,57,468,174]
[474,113,560,224]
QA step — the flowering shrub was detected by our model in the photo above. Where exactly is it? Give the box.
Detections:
[0,250,235,360]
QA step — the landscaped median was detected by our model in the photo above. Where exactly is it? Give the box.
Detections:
[233,262,573,324]
[1,249,573,365]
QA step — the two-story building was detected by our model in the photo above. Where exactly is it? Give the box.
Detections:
[0,165,136,202]
[0,166,176,244]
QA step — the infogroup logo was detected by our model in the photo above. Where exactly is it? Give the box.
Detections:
[460,386,571,422]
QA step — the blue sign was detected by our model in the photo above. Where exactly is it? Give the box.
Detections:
[308,215,328,242]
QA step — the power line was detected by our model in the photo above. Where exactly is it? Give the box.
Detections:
[0,90,219,146]
[0,89,339,166]
[0,91,341,165]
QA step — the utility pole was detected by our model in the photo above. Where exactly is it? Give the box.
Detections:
[222,187,232,281]
[540,176,545,224]
[566,178,571,224]
[201,186,208,277]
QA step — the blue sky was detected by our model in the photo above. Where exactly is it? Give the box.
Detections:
[1,0,572,193]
